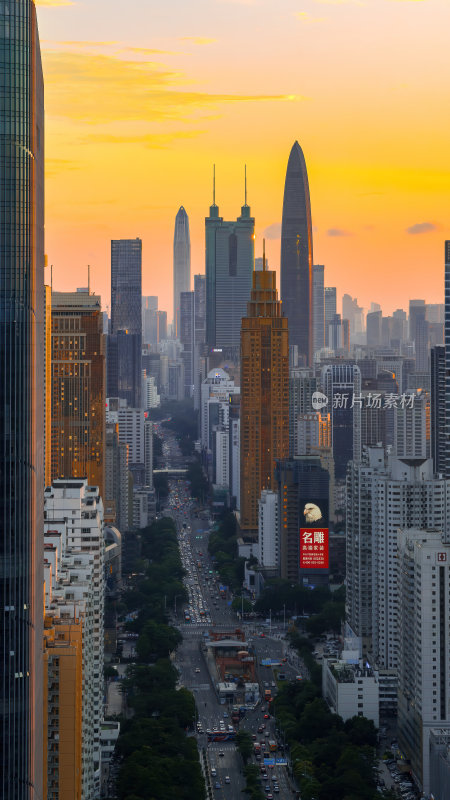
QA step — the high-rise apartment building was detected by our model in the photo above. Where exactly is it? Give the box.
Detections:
[205,191,254,351]
[257,491,280,569]
[312,264,324,356]
[240,262,289,534]
[105,422,130,532]
[51,291,106,498]
[44,479,105,798]
[0,2,45,794]
[324,287,337,348]
[173,207,191,336]
[431,345,446,474]
[109,238,142,407]
[397,529,450,794]
[346,448,450,668]
[280,141,314,365]
[393,389,430,460]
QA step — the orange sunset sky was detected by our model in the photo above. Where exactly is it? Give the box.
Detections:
[37,0,450,321]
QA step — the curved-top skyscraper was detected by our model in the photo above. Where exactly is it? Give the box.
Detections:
[173,206,191,337]
[280,141,314,366]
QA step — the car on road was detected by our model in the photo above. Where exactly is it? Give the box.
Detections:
[211,768,217,777]
[219,751,224,757]
[195,668,200,673]
[264,714,270,719]
[215,781,221,790]
[225,776,230,784]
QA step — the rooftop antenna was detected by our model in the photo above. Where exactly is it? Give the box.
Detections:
[213,164,216,206]
[244,163,247,206]
[88,264,90,295]
[262,238,266,271]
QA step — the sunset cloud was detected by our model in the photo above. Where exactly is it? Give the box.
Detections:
[327,228,352,236]
[263,222,282,240]
[180,37,217,45]
[42,50,299,125]
[295,11,326,22]
[406,222,438,235]
[36,0,76,6]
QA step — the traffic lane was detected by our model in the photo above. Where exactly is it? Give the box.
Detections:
[209,743,244,800]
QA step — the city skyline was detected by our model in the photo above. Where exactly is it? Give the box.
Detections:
[38,0,449,315]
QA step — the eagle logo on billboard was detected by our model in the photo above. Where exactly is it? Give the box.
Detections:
[303,503,323,523]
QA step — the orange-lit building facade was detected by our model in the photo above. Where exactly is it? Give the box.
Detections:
[45,283,52,487]
[240,261,289,534]
[51,291,106,498]
[43,617,83,800]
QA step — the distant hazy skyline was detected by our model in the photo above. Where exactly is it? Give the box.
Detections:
[38,0,450,315]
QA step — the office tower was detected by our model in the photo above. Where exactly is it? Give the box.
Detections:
[321,364,362,481]
[328,313,349,353]
[194,274,206,346]
[205,180,254,351]
[366,310,382,348]
[312,264,325,356]
[0,2,45,795]
[324,287,337,347]
[289,369,317,456]
[180,290,195,397]
[342,294,364,336]
[45,284,52,487]
[173,207,191,336]
[280,141,313,365]
[240,261,289,534]
[51,291,106,498]
[276,456,330,584]
[111,238,142,335]
[370,302,381,313]
[257,491,280,569]
[44,480,105,798]
[346,448,450,667]
[107,328,142,408]
[397,529,450,795]
[431,345,446,474]
[109,238,142,407]
[415,316,430,372]
[142,296,158,347]
[409,298,426,342]
[445,242,450,478]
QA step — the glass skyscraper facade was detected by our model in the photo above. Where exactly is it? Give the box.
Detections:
[0,1,45,797]
[109,238,142,407]
[173,206,191,337]
[280,141,314,366]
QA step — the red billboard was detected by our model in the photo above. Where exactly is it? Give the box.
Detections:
[300,528,329,569]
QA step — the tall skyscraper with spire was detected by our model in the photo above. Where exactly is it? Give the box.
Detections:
[240,247,289,535]
[0,1,45,796]
[280,141,314,365]
[206,167,254,351]
[173,206,191,337]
